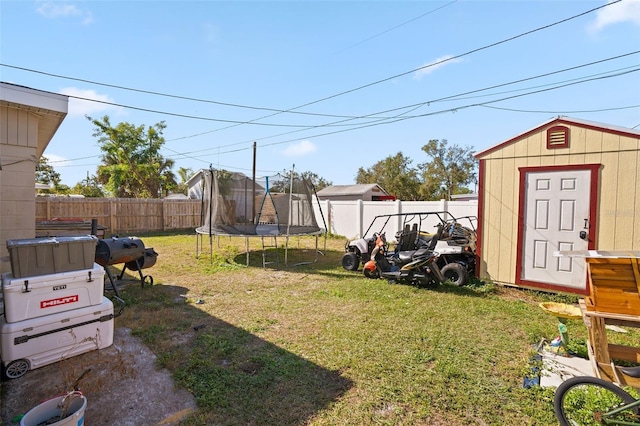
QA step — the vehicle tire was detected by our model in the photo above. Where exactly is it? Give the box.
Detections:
[143,275,154,287]
[4,359,30,380]
[441,263,468,286]
[363,267,379,279]
[342,252,360,271]
[554,375,638,426]
[418,277,439,289]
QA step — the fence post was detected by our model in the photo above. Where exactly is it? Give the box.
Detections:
[357,199,364,238]
[109,199,116,235]
[439,198,448,214]
[395,199,402,231]
[324,199,331,234]
[162,199,167,231]
[46,199,51,220]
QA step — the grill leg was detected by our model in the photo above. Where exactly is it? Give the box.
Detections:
[104,267,121,298]
[117,264,128,280]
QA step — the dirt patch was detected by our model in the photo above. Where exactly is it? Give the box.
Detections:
[1,327,197,425]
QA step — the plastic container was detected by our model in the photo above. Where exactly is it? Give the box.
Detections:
[20,391,86,426]
[1,296,114,379]
[1,263,105,323]
[7,236,98,278]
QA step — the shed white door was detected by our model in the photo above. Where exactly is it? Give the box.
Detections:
[522,170,590,290]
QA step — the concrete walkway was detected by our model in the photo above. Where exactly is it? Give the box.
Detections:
[1,327,197,425]
[539,350,595,388]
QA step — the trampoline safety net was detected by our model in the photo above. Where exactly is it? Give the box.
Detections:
[196,168,324,237]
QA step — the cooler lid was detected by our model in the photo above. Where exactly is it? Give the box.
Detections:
[6,235,98,248]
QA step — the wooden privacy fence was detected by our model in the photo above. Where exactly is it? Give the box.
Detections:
[35,198,202,235]
[35,197,478,238]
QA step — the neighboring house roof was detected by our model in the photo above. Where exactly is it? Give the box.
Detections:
[451,193,478,201]
[164,193,189,199]
[475,116,640,159]
[316,184,388,197]
[0,82,68,158]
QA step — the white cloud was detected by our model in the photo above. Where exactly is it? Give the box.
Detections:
[413,55,463,80]
[41,153,67,164]
[282,140,317,157]
[203,22,220,45]
[59,87,119,117]
[36,1,94,25]
[589,0,640,32]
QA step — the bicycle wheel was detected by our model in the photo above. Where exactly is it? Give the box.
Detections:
[554,376,639,426]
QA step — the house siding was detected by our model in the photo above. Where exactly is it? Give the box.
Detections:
[0,84,68,274]
[0,107,40,272]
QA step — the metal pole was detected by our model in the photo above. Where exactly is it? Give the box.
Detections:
[252,141,256,223]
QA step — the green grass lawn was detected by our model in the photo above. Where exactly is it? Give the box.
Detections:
[110,232,633,425]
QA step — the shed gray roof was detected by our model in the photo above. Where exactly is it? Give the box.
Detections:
[316,184,388,197]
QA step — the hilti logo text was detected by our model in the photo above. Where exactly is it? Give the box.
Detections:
[41,295,79,308]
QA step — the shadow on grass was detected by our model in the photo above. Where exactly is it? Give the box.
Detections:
[227,248,493,299]
[110,274,353,425]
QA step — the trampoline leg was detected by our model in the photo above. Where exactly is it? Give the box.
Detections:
[285,236,289,266]
[246,236,249,266]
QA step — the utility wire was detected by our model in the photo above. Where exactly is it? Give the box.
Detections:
[169,61,640,158]
[175,68,640,163]
[166,51,639,144]
[0,1,621,130]
[47,59,639,165]
[481,104,640,114]
[334,0,459,53]
[40,50,640,157]
[215,0,622,129]
[27,1,630,167]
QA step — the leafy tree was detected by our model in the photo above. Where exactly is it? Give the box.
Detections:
[269,170,332,193]
[36,156,70,195]
[301,171,332,192]
[36,156,61,187]
[418,139,477,200]
[214,169,234,196]
[355,152,421,200]
[174,167,194,195]
[88,115,177,198]
[71,174,106,197]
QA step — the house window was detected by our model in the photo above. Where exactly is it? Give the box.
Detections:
[547,126,569,149]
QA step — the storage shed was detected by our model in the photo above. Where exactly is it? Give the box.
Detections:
[0,82,68,274]
[474,116,640,295]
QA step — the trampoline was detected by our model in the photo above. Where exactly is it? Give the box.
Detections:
[195,167,327,266]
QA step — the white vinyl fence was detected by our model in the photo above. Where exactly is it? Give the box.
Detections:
[314,199,479,240]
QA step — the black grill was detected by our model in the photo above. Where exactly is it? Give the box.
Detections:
[95,237,157,297]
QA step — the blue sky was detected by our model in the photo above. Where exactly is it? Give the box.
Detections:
[1,0,639,188]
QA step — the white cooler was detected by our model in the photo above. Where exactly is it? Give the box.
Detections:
[1,263,105,323]
[1,296,114,377]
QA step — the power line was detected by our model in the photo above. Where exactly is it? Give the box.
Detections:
[171,59,640,158]
[481,104,640,114]
[40,50,640,158]
[47,58,640,165]
[16,1,629,169]
[334,0,459,53]
[227,0,622,126]
[196,67,640,159]
[0,0,621,133]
